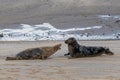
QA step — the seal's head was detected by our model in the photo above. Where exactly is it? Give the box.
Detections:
[65,37,77,45]
[53,44,61,52]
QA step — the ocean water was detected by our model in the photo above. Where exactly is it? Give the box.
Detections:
[98,15,120,20]
[0,15,120,41]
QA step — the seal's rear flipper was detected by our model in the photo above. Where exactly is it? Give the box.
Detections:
[6,57,17,60]
[104,48,114,55]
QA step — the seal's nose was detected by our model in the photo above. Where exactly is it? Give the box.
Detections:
[58,44,61,49]
[65,40,67,43]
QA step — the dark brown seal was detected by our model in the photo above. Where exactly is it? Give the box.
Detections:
[64,37,114,58]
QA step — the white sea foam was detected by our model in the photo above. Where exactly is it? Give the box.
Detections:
[0,23,119,41]
[98,15,120,20]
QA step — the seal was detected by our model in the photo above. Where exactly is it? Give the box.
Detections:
[6,44,61,60]
[64,37,114,58]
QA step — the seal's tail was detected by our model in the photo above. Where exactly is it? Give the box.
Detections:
[6,57,17,60]
[104,48,114,55]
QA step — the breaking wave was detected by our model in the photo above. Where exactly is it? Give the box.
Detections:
[0,23,118,41]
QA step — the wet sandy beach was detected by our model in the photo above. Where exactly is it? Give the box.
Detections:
[0,41,120,80]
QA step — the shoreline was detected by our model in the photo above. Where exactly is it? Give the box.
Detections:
[0,39,120,42]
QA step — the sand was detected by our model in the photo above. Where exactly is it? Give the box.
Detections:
[0,41,120,80]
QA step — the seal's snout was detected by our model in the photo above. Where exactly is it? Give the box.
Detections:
[58,44,61,49]
[55,44,62,50]
[65,40,68,44]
